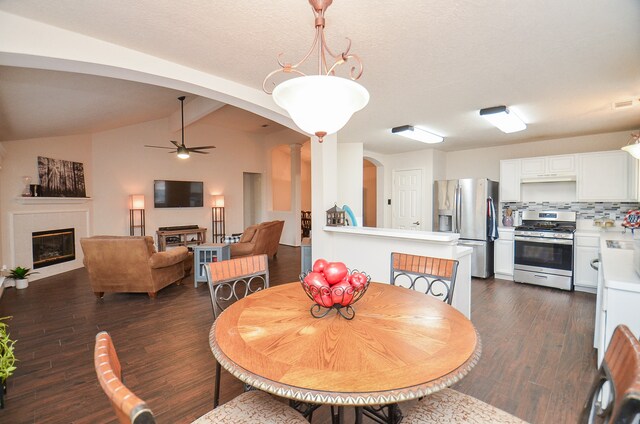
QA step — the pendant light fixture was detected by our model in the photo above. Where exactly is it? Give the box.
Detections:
[263,0,369,142]
[622,132,640,159]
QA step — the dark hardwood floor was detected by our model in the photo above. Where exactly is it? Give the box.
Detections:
[0,245,597,423]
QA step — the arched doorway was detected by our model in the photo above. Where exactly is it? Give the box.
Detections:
[363,158,378,227]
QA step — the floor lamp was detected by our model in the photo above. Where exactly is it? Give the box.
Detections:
[129,194,145,236]
[211,195,225,243]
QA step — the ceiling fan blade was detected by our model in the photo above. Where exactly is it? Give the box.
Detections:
[189,150,210,154]
[187,145,216,150]
[170,140,181,148]
[145,145,175,150]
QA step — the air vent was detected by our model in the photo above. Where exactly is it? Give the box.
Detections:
[612,99,635,109]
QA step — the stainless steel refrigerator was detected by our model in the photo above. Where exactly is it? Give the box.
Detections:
[433,178,499,278]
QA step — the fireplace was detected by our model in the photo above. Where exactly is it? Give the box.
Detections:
[32,228,76,269]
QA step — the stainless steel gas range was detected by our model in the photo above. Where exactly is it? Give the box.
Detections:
[513,211,577,291]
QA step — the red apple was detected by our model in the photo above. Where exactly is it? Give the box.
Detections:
[349,272,368,290]
[331,280,354,306]
[312,258,329,273]
[303,272,333,307]
[323,262,349,285]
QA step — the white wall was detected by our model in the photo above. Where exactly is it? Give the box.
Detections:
[365,148,437,231]
[301,142,311,211]
[363,131,632,234]
[0,134,93,276]
[445,131,630,181]
[0,111,307,278]
[262,131,309,246]
[337,143,364,222]
[91,116,267,241]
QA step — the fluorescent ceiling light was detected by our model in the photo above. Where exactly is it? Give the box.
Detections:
[479,106,526,133]
[391,125,444,144]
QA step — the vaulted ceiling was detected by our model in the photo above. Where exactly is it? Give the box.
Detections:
[1,0,639,153]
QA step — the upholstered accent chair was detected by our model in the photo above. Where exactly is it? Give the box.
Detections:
[230,221,284,259]
[80,236,188,299]
[94,331,307,424]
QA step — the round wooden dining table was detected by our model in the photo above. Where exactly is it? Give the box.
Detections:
[208,282,481,407]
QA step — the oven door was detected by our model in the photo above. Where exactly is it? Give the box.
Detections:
[514,235,573,276]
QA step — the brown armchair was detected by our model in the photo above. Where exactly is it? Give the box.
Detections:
[230,220,284,259]
[80,235,188,299]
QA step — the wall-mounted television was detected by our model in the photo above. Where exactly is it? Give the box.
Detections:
[154,180,203,208]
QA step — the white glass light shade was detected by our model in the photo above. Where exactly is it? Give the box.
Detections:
[272,75,369,138]
[212,195,225,207]
[479,106,526,133]
[177,145,190,159]
[622,143,640,159]
[130,194,145,209]
[391,125,443,144]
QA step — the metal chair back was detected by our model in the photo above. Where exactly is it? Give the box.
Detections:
[204,254,269,320]
[204,254,269,408]
[390,252,459,305]
[580,325,640,423]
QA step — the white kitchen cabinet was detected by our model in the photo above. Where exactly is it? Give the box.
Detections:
[521,155,575,178]
[494,228,514,280]
[577,151,638,201]
[574,234,599,293]
[499,160,520,202]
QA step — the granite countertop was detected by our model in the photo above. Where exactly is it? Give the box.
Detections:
[600,231,640,292]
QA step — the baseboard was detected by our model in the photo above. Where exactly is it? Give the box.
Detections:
[574,285,597,294]
[494,273,514,281]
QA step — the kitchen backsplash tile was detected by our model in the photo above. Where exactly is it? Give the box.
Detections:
[502,202,640,220]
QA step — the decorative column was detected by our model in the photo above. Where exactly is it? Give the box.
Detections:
[311,133,338,261]
[290,143,302,246]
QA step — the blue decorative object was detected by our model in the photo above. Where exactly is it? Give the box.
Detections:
[342,205,357,226]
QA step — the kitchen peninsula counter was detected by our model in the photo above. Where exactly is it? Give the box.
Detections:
[595,230,640,365]
[323,226,472,318]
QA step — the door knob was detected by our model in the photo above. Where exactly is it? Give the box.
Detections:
[413,221,420,225]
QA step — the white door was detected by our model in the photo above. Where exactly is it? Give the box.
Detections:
[392,169,422,230]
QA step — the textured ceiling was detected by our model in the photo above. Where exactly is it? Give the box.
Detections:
[1,0,639,153]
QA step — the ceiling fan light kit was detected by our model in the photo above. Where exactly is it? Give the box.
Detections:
[144,96,216,158]
[479,105,527,133]
[263,0,369,142]
[391,125,444,144]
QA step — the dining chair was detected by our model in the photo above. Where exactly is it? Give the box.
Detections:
[401,324,640,424]
[94,331,308,424]
[204,254,269,408]
[579,324,640,423]
[390,252,459,304]
[362,253,461,424]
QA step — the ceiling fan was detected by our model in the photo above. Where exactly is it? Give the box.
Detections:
[144,96,216,159]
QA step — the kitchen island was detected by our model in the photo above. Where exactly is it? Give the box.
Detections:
[323,226,473,318]
[594,231,640,365]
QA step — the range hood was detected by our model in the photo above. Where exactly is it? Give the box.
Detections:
[521,175,577,184]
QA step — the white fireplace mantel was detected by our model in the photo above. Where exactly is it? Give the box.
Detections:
[14,197,92,205]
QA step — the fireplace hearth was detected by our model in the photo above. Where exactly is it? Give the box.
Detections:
[32,228,75,269]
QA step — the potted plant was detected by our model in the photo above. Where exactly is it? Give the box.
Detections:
[8,267,37,290]
[0,316,16,409]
